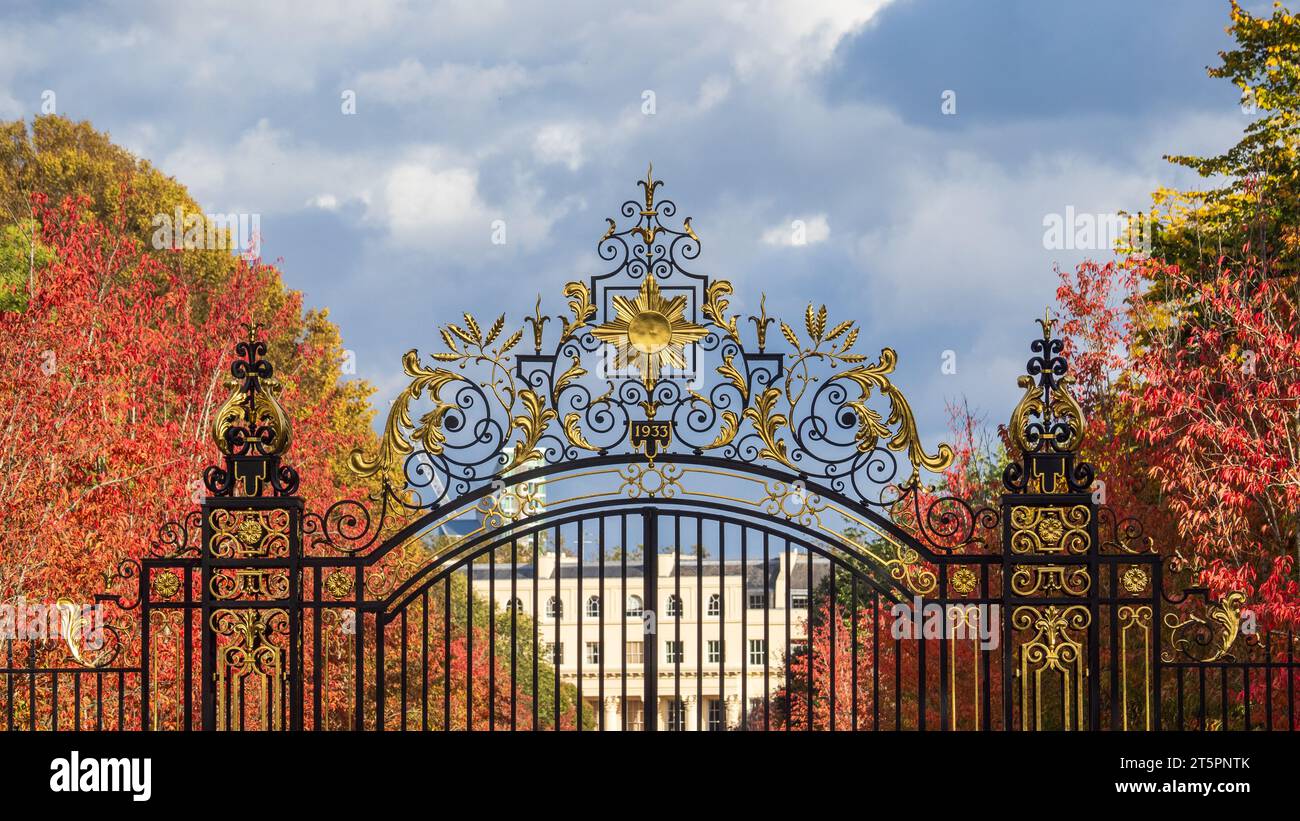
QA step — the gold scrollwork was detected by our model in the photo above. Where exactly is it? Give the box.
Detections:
[211,345,291,458]
[886,544,937,597]
[1012,604,1091,730]
[757,480,826,528]
[1161,591,1246,663]
[1118,605,1153,731]
[209,508,290,559]
[347,167,955,497]
[211,609,287,731]
[1009,505,1090,555]
[616,462,684,499]
[210,568,290,601]
[1010,564,1091,597]
[477,479,545,529]
[1008,372,1085,455]
[367,540,430,599]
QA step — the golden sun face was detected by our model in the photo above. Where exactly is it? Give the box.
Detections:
[591,277,709,391]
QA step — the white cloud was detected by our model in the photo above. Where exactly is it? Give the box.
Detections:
[696,76,731,111]
[307,194,339,211]
[357,59,532,106]
[384,163,484,239]
[726,0,893,83]
[762,214,831,246]
[533,123,585,171]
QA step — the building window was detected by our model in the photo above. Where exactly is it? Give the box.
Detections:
[507,597,523,614]
[546,597,562,619]
[627,700,645,731]
[708,699,724,731]
[749,639,766,666]
[667,698,686,731]
[707,593,721,616]
[586,595,601,618]
[625,595,643,617]
[626,641,644,664]
[665,640,683,664]
[707,640,723,664]
[748,591,766,610]
[665,594,682,617]
[547,642,564,664]
[791,591,809,609]
[585,642,600,664]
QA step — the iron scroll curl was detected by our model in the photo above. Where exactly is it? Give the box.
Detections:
[316,166,984,556]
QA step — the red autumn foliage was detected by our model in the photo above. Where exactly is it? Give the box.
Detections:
[1056,255,1300,631]
[757,599,998,730]
[0,195,371,611]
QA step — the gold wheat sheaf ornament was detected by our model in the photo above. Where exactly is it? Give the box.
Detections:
[349,165,952,507]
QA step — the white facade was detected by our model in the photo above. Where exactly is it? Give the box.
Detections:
[476,550,827,730]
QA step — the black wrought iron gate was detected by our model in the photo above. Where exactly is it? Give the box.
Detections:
[4,168,1295,732]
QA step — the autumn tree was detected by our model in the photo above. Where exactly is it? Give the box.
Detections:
[0,195,374,607]
[1150,1,1300,276]
[0,115,376,486]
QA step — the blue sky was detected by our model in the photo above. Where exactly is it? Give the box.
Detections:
[0,0,1259,445]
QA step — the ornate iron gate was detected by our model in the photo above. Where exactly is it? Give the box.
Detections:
[3,168,1296,731]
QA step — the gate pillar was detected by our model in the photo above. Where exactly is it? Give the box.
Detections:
[1000,318,1099,730]
[199,329,303,731]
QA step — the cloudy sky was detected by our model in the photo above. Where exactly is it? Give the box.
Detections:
[0,0,1256,443]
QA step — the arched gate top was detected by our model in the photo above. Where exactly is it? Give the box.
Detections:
[346,165,954,522]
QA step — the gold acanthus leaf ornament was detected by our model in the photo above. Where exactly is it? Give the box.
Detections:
[347,169,958,493]
[833,349,955,484]
[1008,372,1085,453]
[348,350,458,480]
[212,373,291,457]
[509,389,555,470]
[701,279,739,342]
[561,281,597,343]
[742,388,795,470]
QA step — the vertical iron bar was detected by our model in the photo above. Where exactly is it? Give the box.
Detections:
[400,608,408,730]
[443,576,451,730]
[828,562,836,731]
[422,589,429,731]
[512,537,518,732]
[696,516,703,730]
[805,546,812,730]
[784,540,791,732]
[741,526,748,730]
[576,520,583,731]
[674,515,681,729]
[599,518,605,731]
[621,515,627,730]
[644,509,658,731]
[764,531,770,731]
[851,575,858,731]
[489,542,496,731]
[465,564,473,730]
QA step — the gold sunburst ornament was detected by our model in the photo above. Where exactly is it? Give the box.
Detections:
[591,276,709,393]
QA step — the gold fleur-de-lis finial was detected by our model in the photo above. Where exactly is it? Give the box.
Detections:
[1036,307,1054,338]
[639,162,661,216]
[749,293,775,352]
[525,295,550,354]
